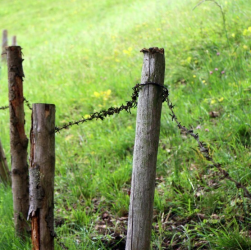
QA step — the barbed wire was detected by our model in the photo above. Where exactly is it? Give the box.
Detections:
[0,105,8,110]
[1,82,250,199]
[55,82,168,133]
[54,82,251,198]
[23,97,32,110]
[165,95,251,199]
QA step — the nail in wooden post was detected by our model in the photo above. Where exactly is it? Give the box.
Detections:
[126,47,165,250]
[28,104,55,250]
[12,36,17,46]
[0,139,11,186]
[2,30,8,62]
[7,46,29,239]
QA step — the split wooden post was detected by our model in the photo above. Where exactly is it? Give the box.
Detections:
[7,46,29,239]
[2,29,8,62]
[0,139,11,186]
[126,47,165,250]
[28,104,55,250]
[12,36,17,46]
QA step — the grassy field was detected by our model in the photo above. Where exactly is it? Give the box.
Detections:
[1,0,251,249]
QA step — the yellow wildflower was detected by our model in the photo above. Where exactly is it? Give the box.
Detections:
[94,92,100,97]
[187,57,192,63]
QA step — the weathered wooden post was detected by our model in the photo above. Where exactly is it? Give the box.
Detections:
[2,30,8,62]
[0,139,11,185]
[28,104,55,250]
[12,35,17,46]
[7,46,29,239]
[126,47,165,250]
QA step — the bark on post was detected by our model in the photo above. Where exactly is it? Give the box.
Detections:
[2,30,8,62]
[0,139,11,186]
[28,104,55,250]
[126,47,165,250]
[7,46,29,238]
[12,36,17,46]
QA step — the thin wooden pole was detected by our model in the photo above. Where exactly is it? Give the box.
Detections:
[2,30,8,62]
[12,36,17,46]
[7,46,29,239]
[28,103,55,250]
[0,138,11,186]
[126,47,165,250]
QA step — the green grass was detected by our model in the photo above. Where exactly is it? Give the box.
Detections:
[1,0,251,249]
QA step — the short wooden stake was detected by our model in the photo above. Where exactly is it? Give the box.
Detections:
[28,104,55,250]
[2,30,8,62]
[7,46,29,239]
[126,47,165,250]
[0,138,11,186]
[12,35,17,46]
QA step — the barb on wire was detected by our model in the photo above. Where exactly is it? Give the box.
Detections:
[23,97,32,110]
[165,95,251,199]
[55,83,168,133]
[0,105,8,110]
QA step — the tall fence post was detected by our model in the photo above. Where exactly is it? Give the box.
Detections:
[28,103,55,250]
[0,139,11,186]
[7,46,29,239]
[12,35,17,46]
[126,47,165,250]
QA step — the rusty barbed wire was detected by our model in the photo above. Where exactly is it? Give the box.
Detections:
[165,95,251,199]
[55,82,168,133]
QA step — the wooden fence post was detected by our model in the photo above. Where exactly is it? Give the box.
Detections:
[2,30,8,62]
[7,46,29,239]
[126,47,165,250]
[0,139,11,185]
[28,103,55,250]
[12,36,17,46]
